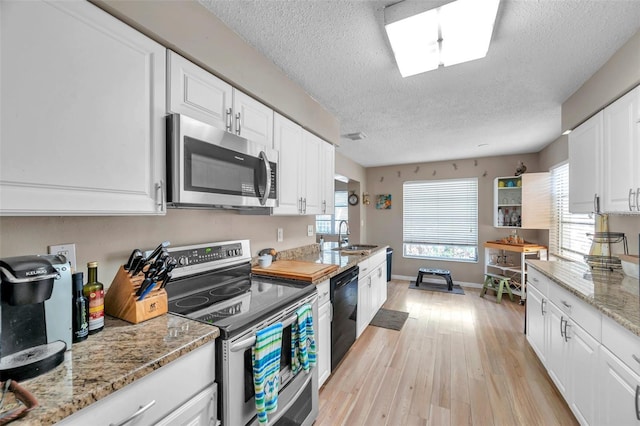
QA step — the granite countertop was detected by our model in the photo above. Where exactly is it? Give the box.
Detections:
[266,243,389,283]
[527,259,640,337]
[10,314,219,425]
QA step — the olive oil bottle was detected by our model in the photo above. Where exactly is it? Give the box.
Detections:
[84,261,105,334]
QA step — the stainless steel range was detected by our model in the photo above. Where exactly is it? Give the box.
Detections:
[165,240,318,426]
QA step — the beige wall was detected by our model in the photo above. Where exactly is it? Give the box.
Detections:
[0,211,316,288]
[90,0,340,145]
[335,152,368,244]
[562,30,640,132]
[365,153,545,283]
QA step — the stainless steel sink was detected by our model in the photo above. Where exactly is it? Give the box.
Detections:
[332,244,378,254]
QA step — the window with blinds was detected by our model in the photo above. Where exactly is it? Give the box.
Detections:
[403,178,478,262]
[549,163,594,261]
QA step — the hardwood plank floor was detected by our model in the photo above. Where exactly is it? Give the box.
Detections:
[317,279,577,426]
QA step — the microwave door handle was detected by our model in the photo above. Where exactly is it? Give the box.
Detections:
[258,151,272,206]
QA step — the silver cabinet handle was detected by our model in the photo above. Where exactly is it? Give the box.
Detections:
[561,300,572,309]
[298,197,302,214]
[532,277,539,283]
[636,188,639,211]
[541,298,546,316]
[629,188,635,211]
[632,354,640,365]
[155,180,164,211]
[593,194,600,213]
[109,400,156,426]
[564,322,571,342]
[560,316,566,339]
[226,108,233,131]
[235,112,241,135]
[636,385,640,421]
[303,198,307,214]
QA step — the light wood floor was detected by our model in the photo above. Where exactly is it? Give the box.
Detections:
[316,279,578,426]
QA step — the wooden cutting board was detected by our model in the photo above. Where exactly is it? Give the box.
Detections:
[252,260,338,282]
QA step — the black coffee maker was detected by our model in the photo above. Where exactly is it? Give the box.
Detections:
[0,254,72,381]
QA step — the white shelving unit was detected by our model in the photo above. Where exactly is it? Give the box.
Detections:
[483,241,548,303]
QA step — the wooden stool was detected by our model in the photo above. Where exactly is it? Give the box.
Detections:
[416,267,454,291]
[480,273,514,303]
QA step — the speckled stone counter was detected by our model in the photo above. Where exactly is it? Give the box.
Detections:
[261,243,389,283]
[527,260,640,337]
[10,314,218,425]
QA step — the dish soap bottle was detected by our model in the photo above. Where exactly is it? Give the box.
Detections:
[84,261,105,334]
[72,272,89,342]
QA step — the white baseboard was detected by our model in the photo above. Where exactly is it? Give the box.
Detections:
[391,274,483,289]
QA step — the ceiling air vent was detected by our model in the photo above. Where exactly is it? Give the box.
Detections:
[342,132,367,141]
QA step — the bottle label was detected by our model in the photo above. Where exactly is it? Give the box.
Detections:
[88,289,105,331]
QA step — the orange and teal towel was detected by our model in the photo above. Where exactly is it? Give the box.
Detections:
[291,303,316,374]
[252,322,283,425]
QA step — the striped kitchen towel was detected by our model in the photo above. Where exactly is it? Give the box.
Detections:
[252,322,283,425]
[291,303,316,375]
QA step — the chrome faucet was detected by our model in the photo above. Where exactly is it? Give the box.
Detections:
[338,220,350,248]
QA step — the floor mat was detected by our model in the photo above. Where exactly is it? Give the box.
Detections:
[409,280,465,295]
[369,308,409,331]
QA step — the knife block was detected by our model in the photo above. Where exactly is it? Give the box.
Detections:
[105,266,168,324]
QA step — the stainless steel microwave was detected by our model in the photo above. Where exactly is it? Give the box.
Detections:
[166,114,278,209]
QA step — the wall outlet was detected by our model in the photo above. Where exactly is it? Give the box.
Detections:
[277,228,284,242]
[307,225,314,237]
[49,243,77,271]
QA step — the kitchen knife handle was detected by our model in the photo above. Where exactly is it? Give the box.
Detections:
[137,281,157,301]
[109,400,156,426]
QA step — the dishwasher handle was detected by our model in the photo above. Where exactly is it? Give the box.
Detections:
[331,266,359,289]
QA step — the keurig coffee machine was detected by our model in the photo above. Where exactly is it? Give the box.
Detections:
[0,254,72,381]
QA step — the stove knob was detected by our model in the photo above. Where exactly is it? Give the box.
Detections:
[178,256,189,266]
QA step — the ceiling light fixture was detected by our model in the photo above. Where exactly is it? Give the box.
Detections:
[342,132,367,141]
[384,0,501,78]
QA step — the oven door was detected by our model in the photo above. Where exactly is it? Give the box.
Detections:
[222,293,318,426]
[167,113,278,208]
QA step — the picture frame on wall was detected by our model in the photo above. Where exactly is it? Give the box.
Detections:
[376,194,391,209]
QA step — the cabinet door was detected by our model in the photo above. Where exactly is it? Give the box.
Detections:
[321,142,335,215]
[233,90,273,146]
[0,0,166,215]
[568,111,603,214]
[520,172,550,229]
[525,284,547,363]
[167,51,233,130]
[567,320,599,426]
[272,113,303,215]
[302,131,322,215]
[603,87,640,213]
[156,385,217,426]
[318,301,332,387]
[357,274,372,338]
[599,346,640,426]
[546,301,568,397]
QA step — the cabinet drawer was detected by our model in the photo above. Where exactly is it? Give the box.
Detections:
[369,250,386,268]
[602,315,640,376]
[317,279,330,306]
[58,342,215,426]
[527,267,548,295]
[358,258,371,276]
[548,282,601,340]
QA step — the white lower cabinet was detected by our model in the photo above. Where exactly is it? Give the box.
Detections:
[58,342,216,426]
[356,272,373,338]
[599,346,640,425]
[316,280,331,387]
[356,250,388,338]
[156,385,217,426]
[525,268,619,426]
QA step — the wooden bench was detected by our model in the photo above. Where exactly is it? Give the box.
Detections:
[480,273,514,303]
[415,267,454,291]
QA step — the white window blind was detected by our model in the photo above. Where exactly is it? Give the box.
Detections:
[549,163,594,261]
[403,178,478,262]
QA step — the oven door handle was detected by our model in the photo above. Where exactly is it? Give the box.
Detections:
[265,370,314,425]
[230,313,299,353]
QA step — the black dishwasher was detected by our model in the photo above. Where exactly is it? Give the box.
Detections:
[330,265,359,371]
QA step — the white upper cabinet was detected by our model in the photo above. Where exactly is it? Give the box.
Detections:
[0,0,166,215]
[602,86,640,213]
[568,111,604,214]
[273,113,304,215]
[320,142,336,215]
[494,173,550,229]
[302,131,322,215]
[167,51,273,146]
[167,51,232,130]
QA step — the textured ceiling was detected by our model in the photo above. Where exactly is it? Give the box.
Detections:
[198,0,640,168]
